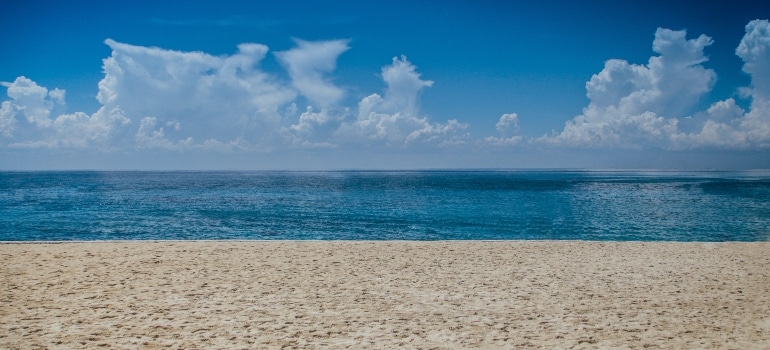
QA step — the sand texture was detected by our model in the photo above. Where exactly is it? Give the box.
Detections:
[1,241,769,349]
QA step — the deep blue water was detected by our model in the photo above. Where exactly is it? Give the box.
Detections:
[1,170,769,241]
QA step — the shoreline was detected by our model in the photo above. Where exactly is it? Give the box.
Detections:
[2,238,768,243]
[2,241,769,348]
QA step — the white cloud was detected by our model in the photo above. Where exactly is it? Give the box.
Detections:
[483,135,522,146]
[135,116,191,150]
[484,113,522,146]
[45,107,131,149]
[99,39,295,149]
[682,20,770,149]
[0,101,19,138]
[337,56,467,146]
[540,28,715,148]
[274,39,349,107]
[0,77,130,149]
[734,20,770,148]
[2,76,63,129]
[705,98,745,122]
[1,40,300,151]
[2,41,469,155]
[8,21,768,164]
[646,28,716,116]
[580,28,714,118]
[378,55,434,116]
[496,113,520,134]
[96,39,465,150]
[537,22,770,150]
[281,106,348,148]
[736,20,770,100]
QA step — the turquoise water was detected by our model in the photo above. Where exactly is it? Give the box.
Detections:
[1,170,769,241]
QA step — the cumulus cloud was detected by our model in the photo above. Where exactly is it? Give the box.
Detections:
[0,77,130,149]
[496,113,520,134]
[281,106,348,148]
[483,113,522,146]
[134,116,192,150]
[539,21,770,150]
[539,27,715,148]
[99,39,295,149]
[8,21,768,161]
[683,19,770,149]
[0,102,15,137]
[274,39,349,107]
[1,77,64,131]
[584,29,715,118]
[279,56,466,147]
[2,39,469,154]
[336,56,467,146]
[377,55,434,115]
[736,20,770,100]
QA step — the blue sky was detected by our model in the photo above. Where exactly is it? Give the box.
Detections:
[2,0,769,169]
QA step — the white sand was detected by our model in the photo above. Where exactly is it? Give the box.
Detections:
[1,241,769,349]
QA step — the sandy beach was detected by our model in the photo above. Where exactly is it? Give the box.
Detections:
[1,241,769,349]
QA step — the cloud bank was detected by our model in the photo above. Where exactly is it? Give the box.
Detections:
[1,39,464,153]
[2,19,770,163]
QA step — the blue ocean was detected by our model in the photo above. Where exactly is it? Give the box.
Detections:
[1,170,769,241]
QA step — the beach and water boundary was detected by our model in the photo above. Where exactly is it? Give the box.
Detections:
[2,171,769,348]
[2,240,769,348]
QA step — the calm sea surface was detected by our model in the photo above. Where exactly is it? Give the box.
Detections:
[1,170,769,241]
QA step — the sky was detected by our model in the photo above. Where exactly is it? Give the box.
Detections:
[1,0,769,170]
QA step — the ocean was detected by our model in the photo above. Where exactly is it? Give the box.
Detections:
[1,170,769,241]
